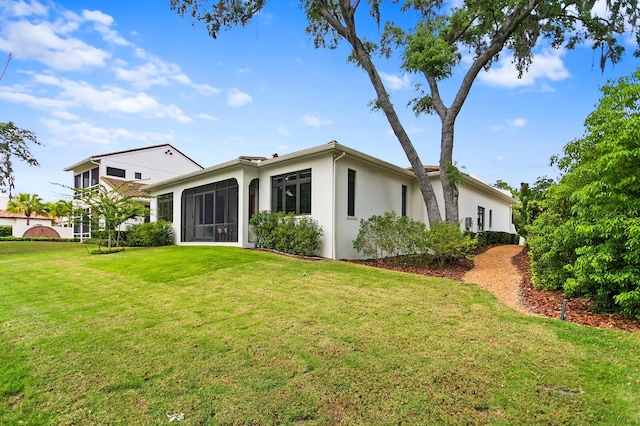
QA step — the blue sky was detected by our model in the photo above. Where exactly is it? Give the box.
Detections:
[1,0,637,202]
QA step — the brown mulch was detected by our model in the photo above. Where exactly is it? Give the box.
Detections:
[348,246,640,332]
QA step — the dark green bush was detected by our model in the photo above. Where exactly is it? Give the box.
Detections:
[0,226,12,237]
[423,221,477,266]
[475,231,519,247]
[353,213,476,266]
[250,211,323,257]
[0,237,78,242]
[126,221,174,247]
[352,212,426,263]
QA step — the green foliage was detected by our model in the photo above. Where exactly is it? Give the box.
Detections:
[528,68,640,318]
[353,212,476,266]
[126,221,174,247]
[249,211,323,257]
[6,193,46,225]
[0,226,11,237]
[0,122,41,198]
[473,231,520,247]
[74,183,150,250]
[0,237,77,242]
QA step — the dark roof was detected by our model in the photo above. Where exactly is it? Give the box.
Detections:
[101,177,150,197]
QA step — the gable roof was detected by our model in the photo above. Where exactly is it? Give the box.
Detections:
[63,144,203,171]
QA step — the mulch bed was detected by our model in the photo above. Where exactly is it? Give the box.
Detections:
[347,247,640,332]
[513,247,640,332]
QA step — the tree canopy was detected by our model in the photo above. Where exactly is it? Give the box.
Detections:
[6,193,46,226]
[528,66,640,318]
[0,122,42,199]
[171,0,640,224]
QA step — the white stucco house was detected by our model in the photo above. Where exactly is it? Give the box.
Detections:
[0,193,74,238]
[145,141,518,259]
[63,144,203,239]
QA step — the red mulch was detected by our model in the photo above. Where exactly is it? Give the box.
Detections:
[513,247,640,332]
[348,247,640,332]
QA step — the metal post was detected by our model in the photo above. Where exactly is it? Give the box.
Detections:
[560,299,567,321]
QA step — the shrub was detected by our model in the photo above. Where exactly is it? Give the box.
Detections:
[353,213,474,266]
[422,221,477,266]
[250,211,323,257]
[126,221,174,247]
[475,231,519,247]
[352,212,426,263]
[0,226,12,237]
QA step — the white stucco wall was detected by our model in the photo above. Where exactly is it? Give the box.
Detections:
[333,155,416,259]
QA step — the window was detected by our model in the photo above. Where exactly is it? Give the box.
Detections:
[271,169,311,215]
[347,169,356,217]
[157,193,174,222]
[477,206,485,231]
[135,172,142,180]
[489,209,493,229]
[401,185,407,217]
[82,171,90,188]
[181,178,239,242]
[106,167,126,178]
[90,167,99,186]
[74,174,81,189]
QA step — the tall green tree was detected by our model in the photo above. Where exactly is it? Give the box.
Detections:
[528,67,640,318]
[0,122,42,199]
[170,0,639,225]
[74,182,150,250]
[6,193,46,225]
[44,199,73,226]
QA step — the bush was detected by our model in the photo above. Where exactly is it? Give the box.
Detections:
[126,221,174,247]
[474,231,519,247]
[422,221,477,266]
[353,212,426,263]
[0,226,12,237]
[250,211,323,257]
[353,213,475,266]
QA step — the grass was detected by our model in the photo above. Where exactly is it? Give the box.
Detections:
[1,242,639,425]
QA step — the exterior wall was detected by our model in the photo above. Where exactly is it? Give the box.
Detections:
[0,217,74,238]
[98,146,201,184]
[333,155,417,259]
[256,152,335,259]
[420,177,514,233]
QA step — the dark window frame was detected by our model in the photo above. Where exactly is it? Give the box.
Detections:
[157,193,174,222]
[347,169,356,217]
[106,166,126,178]
[181,178,239,242]
[135,172,142,180]
[271,169,311,215]
[401,185,407,217]
[477,206,485,231]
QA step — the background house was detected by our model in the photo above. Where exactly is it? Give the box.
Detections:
[0,193,73,238]
[146,141,518,259]
[64,144,203,239]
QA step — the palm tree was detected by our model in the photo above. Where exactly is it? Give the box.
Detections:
[44,199,73,226]
[6,193,46,225]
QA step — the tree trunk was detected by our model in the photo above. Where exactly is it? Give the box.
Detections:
[440,118,459,224]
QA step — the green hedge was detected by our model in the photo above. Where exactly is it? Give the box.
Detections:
[0,237,78,242]
[250,211,323,257]
[468,231,520,247]
[0,226,12,237]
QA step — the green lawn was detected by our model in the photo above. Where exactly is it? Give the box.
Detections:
[1,242,638,425]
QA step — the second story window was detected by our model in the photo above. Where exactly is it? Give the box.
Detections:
[106,167,126,178]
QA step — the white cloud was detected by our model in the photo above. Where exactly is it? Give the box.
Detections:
[237,67,250,73]
[3,74,192,123]
[506,118,527,127]
[227,87,252,106]
[0,20,110,71]
[1,0,48,17]
[82,10,114,26]
[478,48,570,89]
[496,155,504,161]
[196,113,219,121]
[41,118,173,146]
[112,49,220,95]
[380,72,411,90]
[277,125,292,137]
[300,114,332,127]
